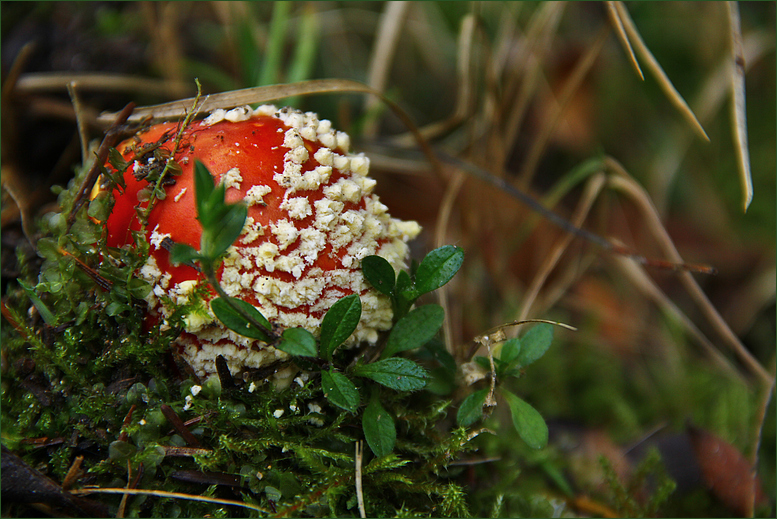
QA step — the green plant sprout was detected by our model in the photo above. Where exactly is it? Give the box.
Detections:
[457,323,554,450]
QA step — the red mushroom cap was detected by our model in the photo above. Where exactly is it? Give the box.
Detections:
[103,105,420,377]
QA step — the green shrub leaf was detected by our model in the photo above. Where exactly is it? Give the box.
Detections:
[499,338,521,364]
[363,397,396,457]
[456,388,489,427]
[414,245,464,295]
[361,255,395,296]
[277,328,317,357]
[210,297,272,342]
[319,294,361,360]
[382,305,445,359]
[321,370,360,413]
[503,390,548,449]
[169,243,203,266]
[516,323,553,367]
[204,202,248,259]
[194,160,216,223]
[352,358,427,391]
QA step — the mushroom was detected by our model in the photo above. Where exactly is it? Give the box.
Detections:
[101,105,421,377]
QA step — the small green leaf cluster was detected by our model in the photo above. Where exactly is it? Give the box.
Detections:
[362,245,463,321]
[172,161,466,459]
[457,323,554,450]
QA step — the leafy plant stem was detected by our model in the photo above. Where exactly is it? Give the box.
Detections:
[139,79,204,226]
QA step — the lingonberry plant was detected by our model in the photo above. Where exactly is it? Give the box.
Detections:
[1,92,554,517]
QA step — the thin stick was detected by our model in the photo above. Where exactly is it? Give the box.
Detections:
[615,1,709,142]
[363,1,411,138]
[726,1,753,212]
[70,487,267,513]
[605,1,644,80]
[355,441,366,518]
[67,101,136,227]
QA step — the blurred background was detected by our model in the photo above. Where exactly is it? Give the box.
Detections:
[2,2,774,516]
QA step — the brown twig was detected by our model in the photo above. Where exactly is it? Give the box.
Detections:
[67,102,136,227]
[160,404,202,448]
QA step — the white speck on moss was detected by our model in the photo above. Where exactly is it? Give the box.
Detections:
[273,409,285,418]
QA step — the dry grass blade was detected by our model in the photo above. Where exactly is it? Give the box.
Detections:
[614,1,710,142]
[610,254,744,383]
[648,31,773,214]
[517,172,605,322]
[391,11,478,146]
[69,487,267,513]
[363,1,411,138]
[66,82,88,166]
[605,157,772,386]
[355,441,366,518]
[14,72,190,98]
[517,25,609,186]
[749,365,776,516]
[502,2,566,171]
[435,168,467,355]
[99,79,445,181]
[605,1,644,80]
[726,1,753,212]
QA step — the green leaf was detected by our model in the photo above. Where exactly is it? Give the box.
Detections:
[381,305,445,359]
[169,243,203,266]
[362,397,395,457]
[395,269,416,300]
[18,279,59,326]
[277,328,317,357]
[203,202,248,259]
[421,338,457,373]
[393,269,416,319]
[503,390,548,449]
[456,388,489,427]
[128,277,152,300]
[210,297,272,342]
[321,370,360,413]
[361,255,395,296]
[319,294,361,361]
[414,245,464,295]
[194,160,216,222]
[517,323,553,367]
[352,358,427,391]
[499,338,521,364]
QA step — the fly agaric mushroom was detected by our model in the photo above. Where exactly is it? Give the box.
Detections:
[100,105,420,377]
